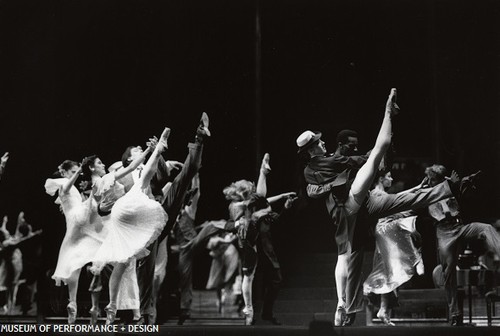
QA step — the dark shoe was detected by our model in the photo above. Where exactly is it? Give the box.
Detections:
[262,315,282,325]
[451,314,464,326]
[342,313,356,326]
[178,310,190,326]
[132,316,145,325]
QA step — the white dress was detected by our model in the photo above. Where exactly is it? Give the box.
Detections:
[44,178,105,286]
[90,173,167,273]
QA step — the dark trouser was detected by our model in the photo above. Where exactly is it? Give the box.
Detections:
[344,249,365,314]
[178,246,193,312]
[344,181,453,314]
[187,220,233,253]
[437,221,500,318]
[260,258,282,318]
[137,142,203,318]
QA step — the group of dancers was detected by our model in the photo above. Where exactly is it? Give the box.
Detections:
[12,87,496,327]
[0,153,42,316]
[297,88,500,326]
[43,114,208,324]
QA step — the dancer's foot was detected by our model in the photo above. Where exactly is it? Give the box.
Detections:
[196,112,211,138]
[377,310,395,326]
[89,306,100,325]
[157,127,171,152]
[242,307,255,326]
[262,314,282,325]
[342,312,356,326]
[261,153,271,173]
[67,301,77,324]
[177,309,190,326]
[386,88,400,116]
[104,302,117,325]
[334,305,346,326]
[451,314,464,326]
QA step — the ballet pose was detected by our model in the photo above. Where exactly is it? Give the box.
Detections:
[84,128,170,324]
[363,171,425,326]
[44,160,104,324]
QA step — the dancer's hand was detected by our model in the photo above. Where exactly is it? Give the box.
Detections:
[166,160,183,173]
[446,170,460,184]
[0,152,8,167]
[147,136,159,151]
[284,195,298,209]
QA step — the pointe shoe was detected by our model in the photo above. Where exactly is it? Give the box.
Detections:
[377,310,395,326]
[242,307,255,326]
[67,301,77,324]
[89,306,100,325]
[334,305,346,326]
[386,88,400,115]
[158,127,171,152]
[197,112,211,137]
[261,153,271,172]
[104,302,117,325]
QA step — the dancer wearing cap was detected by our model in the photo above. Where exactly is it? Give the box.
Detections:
[297,89,457,326]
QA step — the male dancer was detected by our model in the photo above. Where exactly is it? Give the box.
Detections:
[297,89,457,326]
[139,113,209,324]
[423,165,500,326]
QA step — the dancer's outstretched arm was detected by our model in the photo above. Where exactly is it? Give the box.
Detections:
[60,166,83,194]
[114,146,152,181]
[267,192,296,204]
[0,152,8,180]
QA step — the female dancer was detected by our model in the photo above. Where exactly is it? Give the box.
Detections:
[363,171,425,326]
[44,160,104,323]
[226,154,294,325]
[84,127,170,324]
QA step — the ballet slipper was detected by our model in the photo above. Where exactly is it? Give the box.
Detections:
[67,301,77,324]
[104,302,117,325]
[158,127,171,152]
[386,88,400,116]
[242,307,255,326]
[377,310,395,326]
[334,305,346,326]
[261,153,271,172]
[89,306,100,325]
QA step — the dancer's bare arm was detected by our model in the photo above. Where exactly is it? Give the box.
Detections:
[61,166,83,194]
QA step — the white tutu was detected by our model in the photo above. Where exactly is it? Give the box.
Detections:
[91,184,167,273]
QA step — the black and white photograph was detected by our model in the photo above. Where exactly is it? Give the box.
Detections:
[0,0,499,335]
